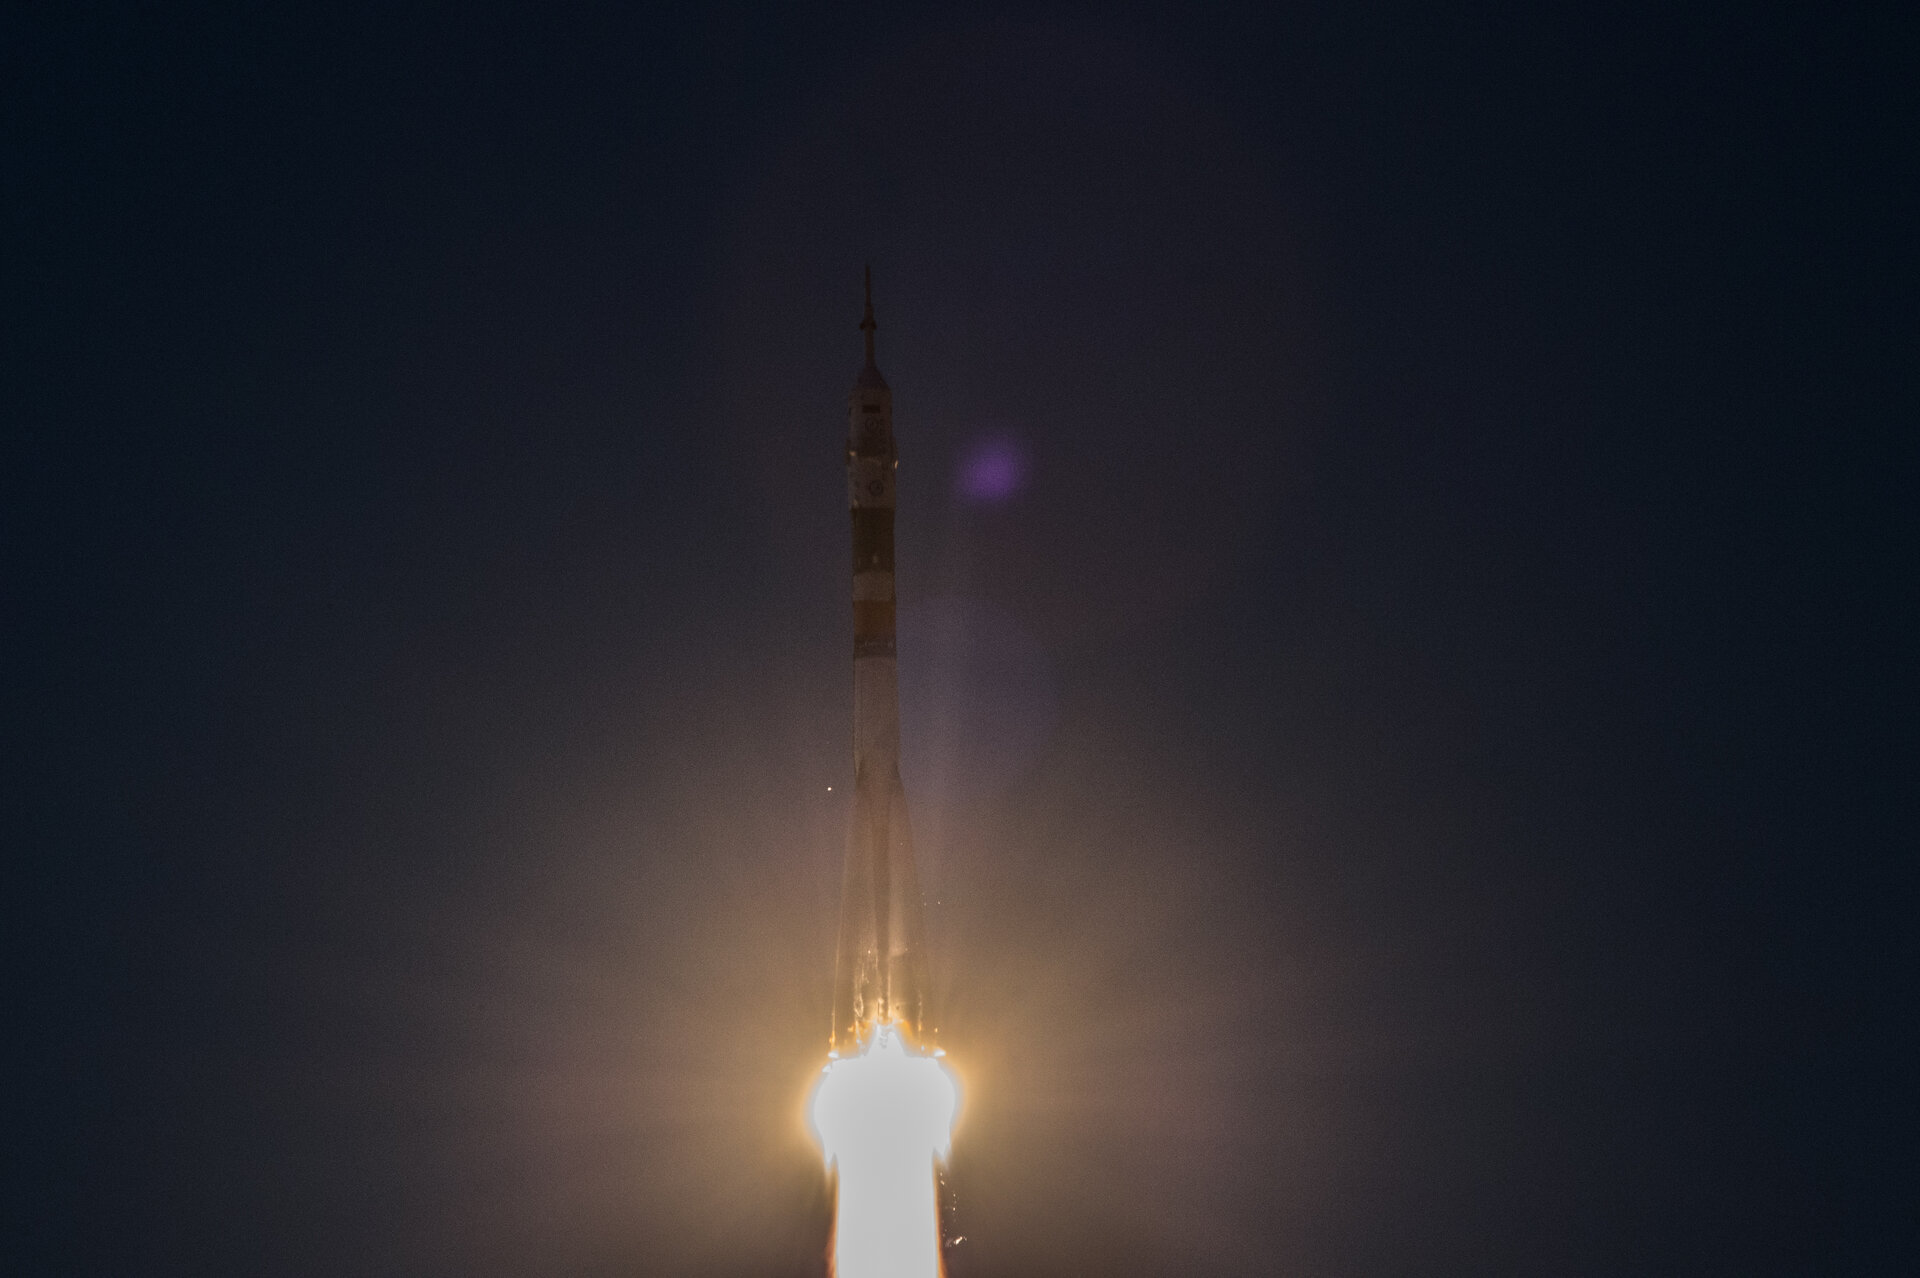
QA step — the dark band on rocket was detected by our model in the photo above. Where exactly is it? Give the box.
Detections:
[851,509,895,657]
[851,508,894,572]
[853,604,895,656]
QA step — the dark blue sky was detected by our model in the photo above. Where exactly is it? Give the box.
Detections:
[5,3,1910,1274]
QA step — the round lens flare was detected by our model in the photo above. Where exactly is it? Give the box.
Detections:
[956,435,1029,503]
[810,1024,959,1278]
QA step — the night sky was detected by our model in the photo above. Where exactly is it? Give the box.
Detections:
[6,4,1911,1275]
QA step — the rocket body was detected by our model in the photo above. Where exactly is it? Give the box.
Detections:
[832,275,931,1052]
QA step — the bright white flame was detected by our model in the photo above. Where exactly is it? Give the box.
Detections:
[810,1024,958,1278]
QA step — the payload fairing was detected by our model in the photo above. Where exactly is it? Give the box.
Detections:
[831,270,932,1053]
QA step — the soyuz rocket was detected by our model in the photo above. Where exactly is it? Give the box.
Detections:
[831,270,932,1053]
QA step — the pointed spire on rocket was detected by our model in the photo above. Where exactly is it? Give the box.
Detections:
[857,264,888,390]
[861,264,877,354]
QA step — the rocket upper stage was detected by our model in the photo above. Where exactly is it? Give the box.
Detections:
[832,269,931,1053]
[847,268,897,659]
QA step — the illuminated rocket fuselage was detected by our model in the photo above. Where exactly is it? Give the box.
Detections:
[832,272,931,1053]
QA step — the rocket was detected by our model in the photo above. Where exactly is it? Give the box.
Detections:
[831,269,932,1053]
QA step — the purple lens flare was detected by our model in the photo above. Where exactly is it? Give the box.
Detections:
[955,434,1029,503]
